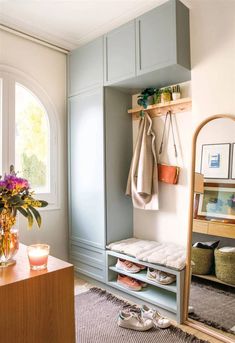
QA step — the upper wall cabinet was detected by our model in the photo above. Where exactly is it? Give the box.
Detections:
[104,21,136,85]
[136,0,190,75]
[69,37,103,96]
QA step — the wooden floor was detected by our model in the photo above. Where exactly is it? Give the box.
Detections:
[74,276,232,343]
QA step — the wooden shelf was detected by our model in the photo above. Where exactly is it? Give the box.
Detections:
[128,97,192,120]
[193,274,235,288]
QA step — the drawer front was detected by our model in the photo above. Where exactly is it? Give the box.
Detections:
[72,259,106,282]
[70,241,105,266]
[208,222,235,239]
[71,241,106,282]
[193,220,208,234]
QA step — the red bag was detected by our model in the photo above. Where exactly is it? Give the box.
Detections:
[158,111,180,185]
[158,164,180,184]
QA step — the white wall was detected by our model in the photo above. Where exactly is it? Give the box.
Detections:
[133,0,235,247]
[132,82,192,246]
[0,30,68,260]
[190,0,235,125]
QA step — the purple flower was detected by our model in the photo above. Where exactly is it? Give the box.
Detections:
[3,175,30,191]
[0,180,6,188]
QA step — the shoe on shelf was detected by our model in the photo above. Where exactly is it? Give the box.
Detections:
[116,259,140,273]
[118,310,153,331]
[134,263,147,270]
[147,268,176,285]
[141,305,171,329]
[117,274,142,291]
[139,281,148,288]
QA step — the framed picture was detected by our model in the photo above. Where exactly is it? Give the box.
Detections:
[200,143,230,179]
[195,183,235,223]
[231,143,235,179]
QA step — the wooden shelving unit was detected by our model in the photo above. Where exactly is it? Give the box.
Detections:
[128,97,192,120]
[106,250,185,323]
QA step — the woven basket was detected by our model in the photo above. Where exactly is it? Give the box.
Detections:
[215,249,235,285]
[191,247,214,275]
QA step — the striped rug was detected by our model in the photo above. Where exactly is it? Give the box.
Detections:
[76,287,208,343]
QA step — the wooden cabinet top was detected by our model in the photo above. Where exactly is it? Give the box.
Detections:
[0,243,73,287]
[193,219,235,239]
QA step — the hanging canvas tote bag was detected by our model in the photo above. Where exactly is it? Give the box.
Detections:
[158,111,180,185]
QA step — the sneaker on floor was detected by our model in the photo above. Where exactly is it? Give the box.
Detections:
[116,259,140,273]
[141,305,171,329]
[188,305,194,314]
[118,310,153,331]
[117,274,142,291]
[147,268,176,285]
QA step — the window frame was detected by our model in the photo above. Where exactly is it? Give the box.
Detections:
[0,66,59,209]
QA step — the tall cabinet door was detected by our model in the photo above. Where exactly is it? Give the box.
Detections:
[69,87,106,249]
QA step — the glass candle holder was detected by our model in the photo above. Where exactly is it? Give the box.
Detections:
[27,244,50,270]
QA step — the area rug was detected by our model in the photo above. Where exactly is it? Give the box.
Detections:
[76,287,208,343]
[189,278,235,334]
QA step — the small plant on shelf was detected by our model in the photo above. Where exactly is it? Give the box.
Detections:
[160,87,172,103]
[137,88,157,117]
[171,84,181,101]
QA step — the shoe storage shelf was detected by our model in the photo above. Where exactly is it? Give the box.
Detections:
[106,250,185,323]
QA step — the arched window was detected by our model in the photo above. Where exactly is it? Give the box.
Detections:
[15,83,50,193]
[0,68,58,207]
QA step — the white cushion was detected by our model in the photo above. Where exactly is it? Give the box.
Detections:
[107,238,186,270]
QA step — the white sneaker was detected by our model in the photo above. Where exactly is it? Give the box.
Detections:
[141,305,171,329]
[118,310,153,331]
[147,268,176,285]
[188,305,194,314]
[116,259,140,273]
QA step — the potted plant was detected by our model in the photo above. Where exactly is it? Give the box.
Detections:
[153,89,161,104]
[160,87,172,103]
[137,88,156,117]
[0,169,48,267]
[171,84,181,101]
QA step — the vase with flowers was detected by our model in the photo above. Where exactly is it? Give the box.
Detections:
[0,168,48,267]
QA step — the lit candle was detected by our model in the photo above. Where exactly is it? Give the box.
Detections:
[27,244,50,270]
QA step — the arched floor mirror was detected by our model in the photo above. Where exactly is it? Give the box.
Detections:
[185,114,235,343]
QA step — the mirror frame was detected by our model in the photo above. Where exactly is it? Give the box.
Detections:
[184,114,235,343]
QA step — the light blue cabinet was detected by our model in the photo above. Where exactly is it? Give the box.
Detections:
[104,87,133,244]
[68,87,105,249]
[104,21,136,85]
[68,0,191,283]
[68,37,103,96]
[136,0,190,75]
[68,86,133,281]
